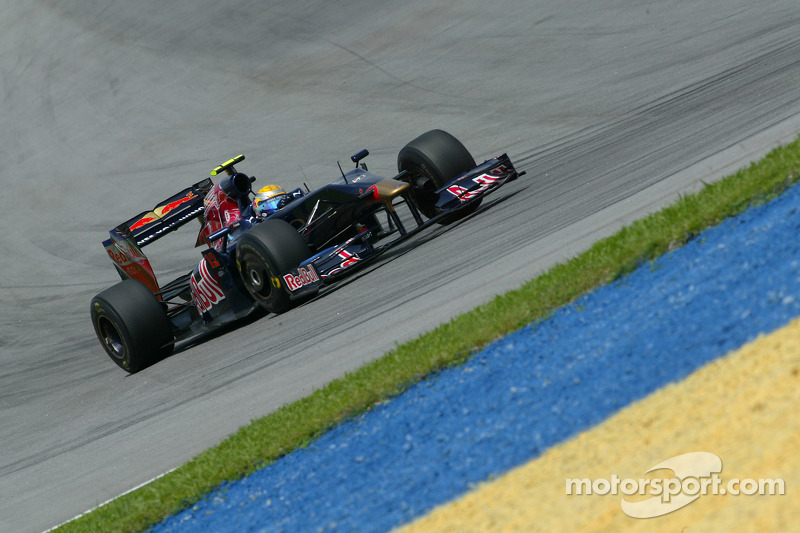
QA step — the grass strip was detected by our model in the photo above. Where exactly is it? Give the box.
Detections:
[57,137,800,532]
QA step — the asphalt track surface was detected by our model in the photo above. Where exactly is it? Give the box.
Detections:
[1,1,798,531]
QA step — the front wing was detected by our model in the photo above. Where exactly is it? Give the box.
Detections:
[436,153,519,211]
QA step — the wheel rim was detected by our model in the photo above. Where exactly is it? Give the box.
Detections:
[98,316,125,360]
[248,265,264,290]
[242,252,273,302]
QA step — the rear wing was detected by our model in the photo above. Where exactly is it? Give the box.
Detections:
[114,178,213,247]
[102,178,213,292]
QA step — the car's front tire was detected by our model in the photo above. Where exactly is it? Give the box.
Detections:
[236,219,311,313]
[90,279,175,373]
[397,129,479,222]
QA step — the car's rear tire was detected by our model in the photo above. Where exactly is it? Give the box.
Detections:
[236,219,311,313]
[90,279,175,373]
[397,129,480,222]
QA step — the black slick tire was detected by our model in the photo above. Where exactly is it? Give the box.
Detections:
[236,219,311,313]
[90,278,175,373]
[397,129,479,222]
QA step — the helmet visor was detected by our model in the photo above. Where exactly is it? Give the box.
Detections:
[254,194,286,215]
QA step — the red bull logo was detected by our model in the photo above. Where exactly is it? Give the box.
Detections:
[129,214,157,231]
[129,192,197,231]
[283,265,320,292]
[107,240,146,265]
[191,258,226,314]
[155,192,196,217]
[104,235,159,294]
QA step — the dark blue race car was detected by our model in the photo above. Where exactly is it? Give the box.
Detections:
[90,130,524,372]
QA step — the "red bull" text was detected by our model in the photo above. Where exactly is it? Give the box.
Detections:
[283,265,320,292]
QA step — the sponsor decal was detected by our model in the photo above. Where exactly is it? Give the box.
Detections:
[318,239,365,279]
[323,248,362,278]
[283,264,320,292]
[337,249,360,269]
[129,192,199,232]
[491,164,512,175]
[107,238,147,266]
[129,213,157,231]
[446,172,506,202]
[106,247,130,266]
[154,192,196,217]
[120,263,143,278]
[137,205,205,245]
[446,184,469,200]
[105,233,159,293]
[191,258,226,314]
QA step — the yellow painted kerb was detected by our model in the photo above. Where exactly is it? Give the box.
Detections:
[397,317,800,532]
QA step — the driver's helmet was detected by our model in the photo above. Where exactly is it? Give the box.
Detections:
[253,185,288,216]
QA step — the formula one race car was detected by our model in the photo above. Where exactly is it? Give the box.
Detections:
[90,130,524,372]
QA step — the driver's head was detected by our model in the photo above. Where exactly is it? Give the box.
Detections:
[252,185,288,217]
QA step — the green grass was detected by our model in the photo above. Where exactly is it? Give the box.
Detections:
[57,137,800,532]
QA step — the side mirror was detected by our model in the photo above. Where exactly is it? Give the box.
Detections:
[350,149,369,168]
